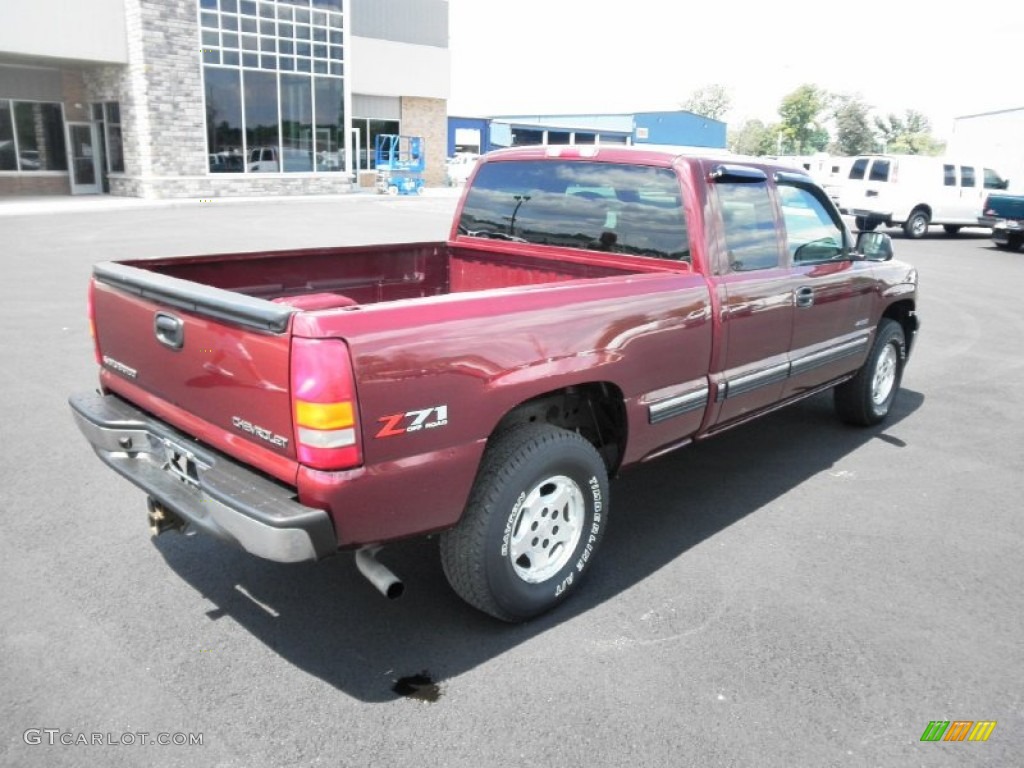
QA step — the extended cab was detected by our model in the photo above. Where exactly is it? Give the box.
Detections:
[70,147,919,622]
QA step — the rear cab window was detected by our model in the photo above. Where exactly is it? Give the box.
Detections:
[848,158,869,180]
[457,160,691,262]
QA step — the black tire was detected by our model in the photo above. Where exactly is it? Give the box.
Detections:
[854,216,878,232]
[902,209,930,239]
[440,424,609,622]
[942,225,961,235]
[995,234,1023,251]
[834,319,906,426]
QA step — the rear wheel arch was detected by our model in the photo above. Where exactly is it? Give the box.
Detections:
[490,382,628,475]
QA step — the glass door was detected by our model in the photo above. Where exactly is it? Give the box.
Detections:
[66,122,101,194]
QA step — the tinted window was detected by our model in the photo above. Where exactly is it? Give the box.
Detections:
[984,168,1006,190]
[849,158,868,180]
[778,185,845,264]
[944,164,956,186]
[960,166,976,187]
[868,160,890,182]
[458,160,690,261]
[715,181,779,272]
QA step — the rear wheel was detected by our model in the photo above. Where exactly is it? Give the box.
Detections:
[440,424,609,622]
[903,209,930,239]
[942,225,961,235]
[834,319,906,426]
[854,216,879,232]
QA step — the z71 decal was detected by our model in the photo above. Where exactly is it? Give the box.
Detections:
[376,405,448,438]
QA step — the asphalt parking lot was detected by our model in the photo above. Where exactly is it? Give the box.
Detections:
[1,196,1021,768]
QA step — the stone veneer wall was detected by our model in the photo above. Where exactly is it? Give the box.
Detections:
[401,96,447,187]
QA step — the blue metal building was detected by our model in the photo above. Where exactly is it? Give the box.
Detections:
[447,110,726,157]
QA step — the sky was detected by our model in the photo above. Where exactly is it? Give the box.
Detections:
[446,0,1022,142]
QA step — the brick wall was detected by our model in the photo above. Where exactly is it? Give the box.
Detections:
[0,175,70,196]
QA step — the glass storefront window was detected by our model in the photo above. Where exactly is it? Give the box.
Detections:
[13,102,67,171]
[280,73,313,171]
[204,67,244,172]
[0,101,15,171]
[200,0,347,174]
[314,76,343,171]
[244,69,279,170]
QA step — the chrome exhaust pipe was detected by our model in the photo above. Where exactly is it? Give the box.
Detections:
[355,546,404,599]
[147,497,187,536]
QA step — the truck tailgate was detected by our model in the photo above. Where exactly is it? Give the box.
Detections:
[91,267,298,483]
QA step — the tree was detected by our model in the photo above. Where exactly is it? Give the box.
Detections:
[830,94,877,156]
[874,110,945,155]
[777,84,830,155]
[681,84,731,121]
[728,119,779,156]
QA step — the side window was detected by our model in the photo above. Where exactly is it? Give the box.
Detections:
[848,158,868,180]
[868,160,890,182]
[984,168,1006,190]
[778,185,845,264]
[715,181,780,272]
[960,166,976,188]
[943,164,957,186]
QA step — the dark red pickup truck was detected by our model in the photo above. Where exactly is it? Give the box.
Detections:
[70,146,919,621]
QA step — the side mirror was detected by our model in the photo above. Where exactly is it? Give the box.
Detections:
[856,231,894,261]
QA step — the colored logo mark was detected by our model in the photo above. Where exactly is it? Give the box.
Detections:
[920,720,996,742]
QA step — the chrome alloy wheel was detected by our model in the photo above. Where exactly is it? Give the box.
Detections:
[872,344,898,405]
[508,475,584,583]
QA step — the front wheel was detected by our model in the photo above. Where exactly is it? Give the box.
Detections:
[903,209,930,239]
[996,233,1023,251]
[440,424,609,622]
[834,319,906,426]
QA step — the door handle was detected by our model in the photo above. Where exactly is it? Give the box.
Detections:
[154,312,184,349]
[795,286,814,308]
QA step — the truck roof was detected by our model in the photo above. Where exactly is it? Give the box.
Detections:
[480,144,812,180]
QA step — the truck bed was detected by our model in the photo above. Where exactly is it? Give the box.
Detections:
[114,241,680,312]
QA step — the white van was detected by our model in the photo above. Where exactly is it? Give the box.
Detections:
[836,154,1009,238]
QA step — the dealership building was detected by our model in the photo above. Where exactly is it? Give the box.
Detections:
[0,0,450,197]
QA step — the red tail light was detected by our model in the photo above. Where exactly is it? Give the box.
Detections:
[87,280,101,364]
[291,337,362,470]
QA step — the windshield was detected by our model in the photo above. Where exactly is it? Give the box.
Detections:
[457,160,690,261]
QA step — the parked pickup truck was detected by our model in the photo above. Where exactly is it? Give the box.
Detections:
[70,146,919,622]
[979,193,1024,251]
